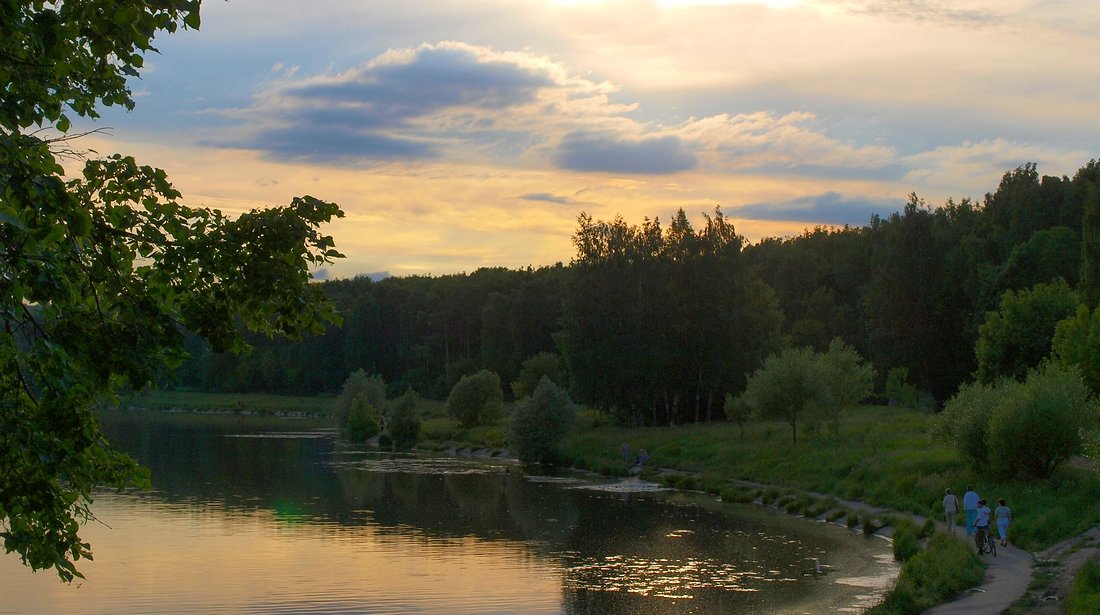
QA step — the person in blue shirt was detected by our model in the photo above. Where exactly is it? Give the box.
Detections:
[962,486,980,536]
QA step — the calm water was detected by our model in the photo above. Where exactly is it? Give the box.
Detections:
[0,413,896,614]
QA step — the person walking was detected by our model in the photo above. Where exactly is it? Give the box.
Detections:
[942,488,960,533]
[995,498,1012,546]
[963,485,980,536]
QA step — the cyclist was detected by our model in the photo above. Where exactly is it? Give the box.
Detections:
[972,499,993,552]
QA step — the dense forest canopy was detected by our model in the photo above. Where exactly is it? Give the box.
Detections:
[174,159,1100,424]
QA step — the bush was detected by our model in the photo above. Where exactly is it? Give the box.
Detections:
[344,393,380,442]
[506,377,577,464]
[868,533,984,615]
[891,518,921,562]
[335,370,386,429]
[446,370,503,428]
[387,390,421,449]
[1067,559,1100,615]
[987,362,1092,479]
[511,352,568,399]
[934,380,997,465]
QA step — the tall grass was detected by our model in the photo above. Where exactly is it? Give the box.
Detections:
[867,533,985,615]
[1067,559,1100,615]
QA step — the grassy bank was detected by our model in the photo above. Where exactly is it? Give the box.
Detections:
[564,404,1100,552]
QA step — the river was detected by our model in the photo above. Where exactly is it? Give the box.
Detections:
[0,412,896,614]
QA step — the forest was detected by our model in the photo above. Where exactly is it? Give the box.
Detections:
[172,159,1100,427]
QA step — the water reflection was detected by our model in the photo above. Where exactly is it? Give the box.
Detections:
[0,413,896,614]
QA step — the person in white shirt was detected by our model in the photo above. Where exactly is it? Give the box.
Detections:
[973,499,993,551]
[962,486,979,536]
[942,488,960,533]
[994,498,1012,547]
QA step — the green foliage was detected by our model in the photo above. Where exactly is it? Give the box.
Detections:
[344,394,381,442]
[940,363,1092,478]
[975,280,1078,383]
[891,518,922,563]
[1067,559,1100,615]
[986,362,1092,479]
[820,338,875,433]
[1053,304,1100,394]
[335,370,386,428]
[934,380,998,465]
[1082,182,1100,310]
[741,347,826,444]
[511,352,567,399]
[560,207,782,426]
[868,534,984,615]
[507,377,577,464]
[740,342,871,442]
[885,367,920,409]
[387,390,421,449]
[446,369,503,427]
[1,0,343,581]
[723,393,752,440]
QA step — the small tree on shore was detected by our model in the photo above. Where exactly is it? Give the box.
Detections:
[345,394,381,442]
[447,369,503,427]
[507,377,577,464]
[741,347,828,444]
[387,390,421,449]
[335,369,386,431]
[820,338,876,434]
[723,393,752,441]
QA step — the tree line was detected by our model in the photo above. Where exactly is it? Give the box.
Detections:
[173,159,1100,426]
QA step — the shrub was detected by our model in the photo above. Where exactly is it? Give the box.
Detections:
[987,362,1092,479]
[446,369,503,427]
[344,393,381,442]
[387,390,421,449]
[975,280,1078,384]
[934,380,998,465]
[891,518,921,563]
[511,352,568,399]
[506,377,577,464]
[335,370,386,428]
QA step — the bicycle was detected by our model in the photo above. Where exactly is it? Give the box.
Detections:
[974,525,997,556]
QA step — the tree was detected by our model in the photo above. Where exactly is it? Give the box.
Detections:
[1052,305,1100,395]
[344,394,381,442]
[741,347,828,444]
[974,280,1078,383]
[387,390,421,449]
[506,377,577,464]
[820,338,876,434]
[723,393,752,441]
[334,369,386,430]
[986,363,1091,479]
[2,1,343,580]
[511,352,567,399]
[446,369,503,427]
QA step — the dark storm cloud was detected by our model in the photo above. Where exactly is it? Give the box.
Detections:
[734,191,900,226]
[554,132,698,175]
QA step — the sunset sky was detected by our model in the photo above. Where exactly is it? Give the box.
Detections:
[76,0,1100,279]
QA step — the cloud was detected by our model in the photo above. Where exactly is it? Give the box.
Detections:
[902,139,1092,196]
[223,41,907,176]
[518,192,573,204]
[733,191,900,225]
[832,0,1005,27]
[555,132,698,174]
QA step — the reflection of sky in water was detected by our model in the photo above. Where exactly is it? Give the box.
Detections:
[5,419,898,614]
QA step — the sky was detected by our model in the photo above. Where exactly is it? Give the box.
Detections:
[74,0,1100,279]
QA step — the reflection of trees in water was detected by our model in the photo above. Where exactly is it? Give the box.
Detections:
[101,418,882,613]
